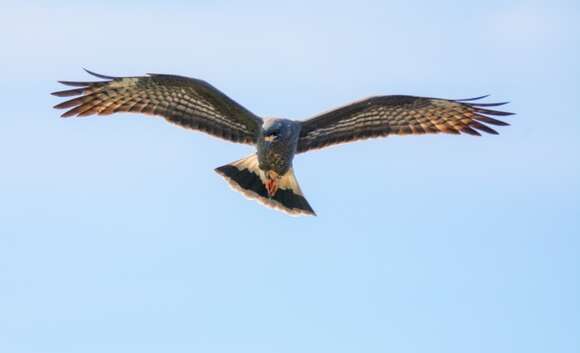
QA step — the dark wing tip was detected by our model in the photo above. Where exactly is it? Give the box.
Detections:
[470,120,499,135]
[457,96,515,118]
[452,95,516,116]
[450,95,514,135]
[57,80,93,87]
[474,115,511,126]
[53,102,68,109]
[51,88,85,97]
[60,109,78,118]
[52,70,113,116]
[460,126,482,136]
[473,107,515,116]
[454,95,490,102]
[83,68,118,80]
[468,101,510,107]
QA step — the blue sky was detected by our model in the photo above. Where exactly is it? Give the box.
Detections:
[1,0,579,352]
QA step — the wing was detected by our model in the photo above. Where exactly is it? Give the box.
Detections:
[52,70,263,144]
[297,95,514,153]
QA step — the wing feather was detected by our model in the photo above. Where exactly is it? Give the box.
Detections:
[52,71,263,144]
[297,95,513,152]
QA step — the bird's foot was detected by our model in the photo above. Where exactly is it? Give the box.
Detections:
[266,178,278,198]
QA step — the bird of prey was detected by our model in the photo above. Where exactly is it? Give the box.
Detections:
[52,70,513,216]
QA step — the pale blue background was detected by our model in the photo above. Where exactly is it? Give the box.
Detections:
[1,1,579,352]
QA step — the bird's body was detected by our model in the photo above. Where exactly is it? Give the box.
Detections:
[52,70,514,216]
[256,118,301,197]
[257,118,300,176]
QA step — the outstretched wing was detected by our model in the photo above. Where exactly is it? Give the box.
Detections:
[52,70,263,144]
[297,95,513,153]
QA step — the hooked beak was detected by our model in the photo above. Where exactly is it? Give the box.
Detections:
[264,134,277,142]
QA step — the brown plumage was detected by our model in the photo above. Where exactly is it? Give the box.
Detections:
[52,70,262,144]
[52,70,514,216]
[298,95,512,152]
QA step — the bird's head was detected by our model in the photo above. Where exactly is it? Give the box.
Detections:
[261,118,285,143]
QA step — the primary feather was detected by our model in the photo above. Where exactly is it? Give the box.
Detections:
[297,95,513,152]
[52,70,262,144]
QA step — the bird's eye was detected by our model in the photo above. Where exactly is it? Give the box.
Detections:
[267,130,280,138]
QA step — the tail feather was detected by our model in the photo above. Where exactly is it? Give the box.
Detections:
[215,155,316,216]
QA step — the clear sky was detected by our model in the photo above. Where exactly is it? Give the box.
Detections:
[1,0,579,352]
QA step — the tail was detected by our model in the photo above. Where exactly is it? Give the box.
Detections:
[215,154,316,216]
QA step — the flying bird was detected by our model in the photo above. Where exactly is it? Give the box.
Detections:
[52,70,514,216]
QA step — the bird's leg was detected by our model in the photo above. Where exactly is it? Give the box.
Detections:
[265,171,279,198]
[266,179,278,198]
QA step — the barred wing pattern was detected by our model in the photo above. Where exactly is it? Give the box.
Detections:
[297,95,513,153]
[52,71,262,144]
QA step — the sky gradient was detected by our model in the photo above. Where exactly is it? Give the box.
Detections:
[1,1,579,352]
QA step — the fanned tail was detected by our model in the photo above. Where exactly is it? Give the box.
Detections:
[215,155,316,216]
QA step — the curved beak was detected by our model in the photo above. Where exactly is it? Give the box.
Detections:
[264,134,277,142]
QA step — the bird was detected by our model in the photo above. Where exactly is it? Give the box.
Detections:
[52,69,514,216]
